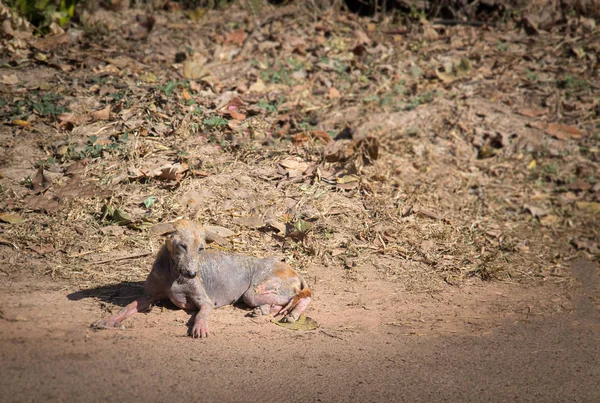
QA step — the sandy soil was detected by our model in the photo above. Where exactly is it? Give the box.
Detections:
[0,259,598,402]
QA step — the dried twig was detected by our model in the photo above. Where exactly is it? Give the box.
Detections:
[94,252,152,265]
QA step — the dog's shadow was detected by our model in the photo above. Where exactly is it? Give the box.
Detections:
[67,282,253,314]
[68,281,147,307]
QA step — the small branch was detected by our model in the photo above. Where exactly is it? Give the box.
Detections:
[94,252,152,265]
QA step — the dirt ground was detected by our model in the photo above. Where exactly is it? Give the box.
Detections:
[0,3,599,402]
[0,259,598,402]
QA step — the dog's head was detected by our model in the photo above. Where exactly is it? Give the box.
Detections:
[163,219,207,279]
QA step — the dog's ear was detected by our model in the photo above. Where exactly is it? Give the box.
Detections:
[150,222,176,236]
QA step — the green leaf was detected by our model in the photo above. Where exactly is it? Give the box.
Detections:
[203,116,228,127]
[142,196,157,209]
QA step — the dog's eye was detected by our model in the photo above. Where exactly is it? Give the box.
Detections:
[178,243,188,251]
[198,245,205,253]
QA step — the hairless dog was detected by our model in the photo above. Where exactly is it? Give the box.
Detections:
[91,219,311,338]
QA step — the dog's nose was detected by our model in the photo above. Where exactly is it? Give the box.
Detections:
[182,270,196,278]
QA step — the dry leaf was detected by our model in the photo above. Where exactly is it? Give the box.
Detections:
[274,315,318,330]
[55,176,110,201]
[29,244,55,254]
[100,225,126,237]
[355,29,371,45]
[329,87,341,99]
[279,158,309,178]
[567,180,591,192]
[228,109,245,120]
[234,215,264,228]
[416,208,441,220]
[539,214,560,226]
[224,29,247,46]
[31,166,52,194]
[23,195,61,213]
[517,108,548,118]
[265,219,286,234]
[545,123,583,140]
[158,163,189,182]
[12,119,30,127]
[183,59,208,80]
[205,225,236,238]
[1,74,18,85]
[524,204,548,218]
[0,213,25,224]
[248,79,266,93]
[575,202,600,214]
[92,105,111,121]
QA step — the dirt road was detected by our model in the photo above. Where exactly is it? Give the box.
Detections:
[1,260,597,403]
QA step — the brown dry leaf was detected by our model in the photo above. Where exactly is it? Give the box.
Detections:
[0,213,25,224]
[65,161,86,176]
[420,17,439,41]
[324,140,355,162]
[336,174,360,190]
[570,238,599,254]
[32,33,68,51]
[23,195,61,213]
[57,113,89,130]
[29,244,55,254]
[329,87,341,99]
[416,208,441,220]
[100,225,126,237]
[539,214,560,226]
[205,225,236,238]
[336,182,359,190]
[1,74,18,85]
[92,105,111,121]
[234,215,264,228]
[225,29,247,46]
[575,202,600,214]
[355,137,379,162]
[567,180,591,192]
[183,59,208,80]
[331,248,345,257]
[229,109,245,120]
[158,163,189,182]
[31,166,52,194]
[182,190,212,211]
[355,29,371,45]
[248,79,266,93]
[265,219,286,234]
[293,131,333,145]
[524,204,548,218]
[55,176,111,202]
[182,88,192,101]
[93,138,112,146]
[278,158,309,178]
[517,108,548,118]
[545,123,583,140]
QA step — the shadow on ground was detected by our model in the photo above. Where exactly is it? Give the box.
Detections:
[67,281,145,307]
[66,281,255,313]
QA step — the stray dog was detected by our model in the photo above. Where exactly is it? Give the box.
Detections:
[92,219,311,338]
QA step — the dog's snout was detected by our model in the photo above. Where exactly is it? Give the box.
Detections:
[184,270,197,278]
